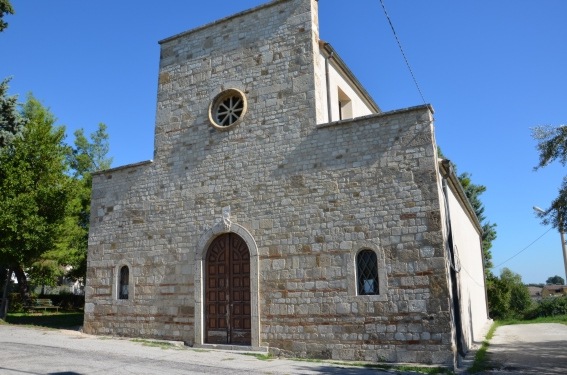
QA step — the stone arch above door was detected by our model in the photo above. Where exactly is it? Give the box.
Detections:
[194,222,260,348]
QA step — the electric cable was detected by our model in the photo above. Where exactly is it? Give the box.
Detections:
[492,227,554,269]
[379,0,427,104]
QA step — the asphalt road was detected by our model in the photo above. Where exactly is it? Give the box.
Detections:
[0,325,409,375]
[1,323,566,374]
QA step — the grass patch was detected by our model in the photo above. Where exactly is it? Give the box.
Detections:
[130,338,181,350]
[241,352,273,361]
[468,320,500,373]
[5,312,83,329]
[500,315,567,326]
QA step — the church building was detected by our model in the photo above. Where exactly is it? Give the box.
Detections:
[84,0,489,366]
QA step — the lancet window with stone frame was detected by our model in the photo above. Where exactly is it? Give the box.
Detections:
[119,265,129,300]
[356,249,379,295]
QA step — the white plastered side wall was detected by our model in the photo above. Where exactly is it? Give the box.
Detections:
[444,181,490,349]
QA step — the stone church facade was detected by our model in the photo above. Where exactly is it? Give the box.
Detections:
[84,0,489,366]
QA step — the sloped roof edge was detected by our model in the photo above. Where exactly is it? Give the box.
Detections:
[440,159,484,235]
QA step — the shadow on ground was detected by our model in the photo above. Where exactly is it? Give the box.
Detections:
[6,312,83,330]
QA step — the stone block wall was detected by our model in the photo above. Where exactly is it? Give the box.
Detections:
[85,0,458,365]
[257,107,454,364]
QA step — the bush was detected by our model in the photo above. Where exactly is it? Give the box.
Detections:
[39,293,84,310]
[7,293,25,313]
[525,296,567,319]
[5,291,84,313]
[487,268,532,319]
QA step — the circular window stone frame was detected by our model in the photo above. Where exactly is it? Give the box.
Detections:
[208,88,248,131]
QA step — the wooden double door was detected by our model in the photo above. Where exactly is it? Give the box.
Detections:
[205,233,251,345]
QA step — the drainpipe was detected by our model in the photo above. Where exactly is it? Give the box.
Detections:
[323,43,333,123]
[441,160,466,358]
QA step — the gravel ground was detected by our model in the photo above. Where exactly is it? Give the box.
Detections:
[482,323,567,375]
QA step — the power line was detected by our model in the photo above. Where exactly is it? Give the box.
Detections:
[379,0,427,105]
[492,227,554,269]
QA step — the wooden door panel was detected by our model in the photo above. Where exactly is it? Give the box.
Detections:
[232,277,241,288]
[205,233,251,345]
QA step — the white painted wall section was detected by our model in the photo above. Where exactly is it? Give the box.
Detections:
[444,179,490,350]
[316,49,376,124]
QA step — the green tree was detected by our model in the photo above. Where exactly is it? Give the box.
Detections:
[458,172,497,274]
[61,124,112,282]
[0,0,16,318]
[0,79,25,148]
[546,275,565,285]
[0,0,13,32]
[0,95,72,301]
[487,268,532,319]
[533,125,567,232]
[69,123,112,178]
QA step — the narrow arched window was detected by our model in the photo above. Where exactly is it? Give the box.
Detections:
[119,266,129,300]
[357,250,379,295]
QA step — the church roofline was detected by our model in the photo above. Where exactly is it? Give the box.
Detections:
[158,0,294,45]
[92,160,153,176]
[316,104,433,129]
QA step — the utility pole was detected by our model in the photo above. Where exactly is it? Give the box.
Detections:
[534,206,567,283]
[560,230,567,283]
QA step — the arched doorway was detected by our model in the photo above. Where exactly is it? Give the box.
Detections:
[205,233,251,345]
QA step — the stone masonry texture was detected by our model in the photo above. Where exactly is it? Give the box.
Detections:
[85,0,460,366]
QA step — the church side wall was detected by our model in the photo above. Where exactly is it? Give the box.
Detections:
[444,182,490,349]
[84,161,168,337]
[258,107,455,364]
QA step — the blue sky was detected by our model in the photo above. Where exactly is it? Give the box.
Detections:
[2,0,566,284]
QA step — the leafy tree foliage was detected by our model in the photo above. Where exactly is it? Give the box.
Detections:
[532,125,567,232]
[69,124,112,178]
[526,295,567,319]
[534,125,567,168]
[458,172,497,274]
[0,0,15,317]
[63,124,112,282]
[533,125,567,232]
[0,94,112,300]
[0,0,13,32]
[0,95,72,300]
[546,275,565,285]
[0,79,25,148]
[20,123,112,286]
[486,268,532,319]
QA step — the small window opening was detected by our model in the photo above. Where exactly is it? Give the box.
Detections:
[338,87,353,120]
[119,266,129,300]
[357,250,379,295]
